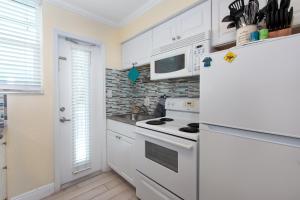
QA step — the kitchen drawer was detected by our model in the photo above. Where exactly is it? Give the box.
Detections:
[107,119,136,139]
[136,171,181,200]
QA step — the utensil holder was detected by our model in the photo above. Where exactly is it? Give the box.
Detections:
[269,28,292,38]
[236,25,258,46]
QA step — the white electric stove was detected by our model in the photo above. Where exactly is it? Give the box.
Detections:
[135,98,199,200]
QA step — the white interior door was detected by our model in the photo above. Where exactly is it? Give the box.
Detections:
[58,38,102,184]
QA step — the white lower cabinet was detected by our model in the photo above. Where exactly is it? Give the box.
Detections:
[0,134,6,200]
[107,129,135,186]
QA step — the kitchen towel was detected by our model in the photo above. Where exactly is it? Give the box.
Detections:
[128,67,140,83]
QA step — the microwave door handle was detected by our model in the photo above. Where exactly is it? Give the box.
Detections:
[189,49,194,72]
[136,131,194,150]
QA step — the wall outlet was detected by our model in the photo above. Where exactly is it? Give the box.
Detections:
[144,97,150,107]
[107,90,113,98]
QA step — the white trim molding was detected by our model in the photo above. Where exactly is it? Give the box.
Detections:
[11,183,54,200]
[45,0,162,27]
[45,0,117,26]
[119,0,162,26]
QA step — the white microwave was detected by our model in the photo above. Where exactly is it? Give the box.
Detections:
[150,40,210,80]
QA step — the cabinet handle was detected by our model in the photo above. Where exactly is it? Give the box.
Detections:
[3,166,7,170]
[0,134,3,140]
[115,136,121,140]
[172,37,176,41]
[2,142,6,145]
[177,35,181,40]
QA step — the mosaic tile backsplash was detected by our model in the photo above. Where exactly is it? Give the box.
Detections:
[106,66,199,116]
[0,95,7,129]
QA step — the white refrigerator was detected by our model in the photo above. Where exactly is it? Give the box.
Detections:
[199,34,300,200]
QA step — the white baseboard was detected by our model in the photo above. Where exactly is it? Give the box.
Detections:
[11,183,54,200]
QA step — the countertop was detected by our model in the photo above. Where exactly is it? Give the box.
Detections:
[107,114,155,126]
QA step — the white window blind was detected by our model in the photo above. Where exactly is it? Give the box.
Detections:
[71,48,91,173]
[0,0,42,93]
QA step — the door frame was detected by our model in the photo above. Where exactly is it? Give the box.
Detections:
[53,29,108,192]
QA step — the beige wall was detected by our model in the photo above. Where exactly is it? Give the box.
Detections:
[6,0,201,198]
[119,0,201,42]
[6,2,120,198]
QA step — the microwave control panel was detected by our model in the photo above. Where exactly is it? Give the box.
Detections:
[193,44,205,71]
[193,43,207,72]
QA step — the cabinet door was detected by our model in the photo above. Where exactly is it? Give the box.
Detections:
[176,1,211,40]
[0,138,5,169]
[107,130,135,185]
[293,1,300,26]
[212,0,267,46]
[130,30,153,67]
[122,30,153,69]
[107,131,119,171]
[0,136,6,200]
[152,18,177,51]
[122,41,134,69]
[117,135,135,185]
[0,168,6,200]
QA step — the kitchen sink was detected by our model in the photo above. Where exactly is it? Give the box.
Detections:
[116,113,154,122]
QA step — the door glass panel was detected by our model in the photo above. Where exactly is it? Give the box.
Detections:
[71,48,91,173]
[155,54,185,74]
[145,141,178,172]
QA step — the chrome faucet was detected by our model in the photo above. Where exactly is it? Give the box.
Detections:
[132,104,149,115]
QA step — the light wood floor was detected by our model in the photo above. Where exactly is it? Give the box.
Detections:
[43,171,138,200]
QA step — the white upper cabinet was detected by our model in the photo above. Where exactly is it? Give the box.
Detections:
[122,41,133,69]
[131,30,153,67]
[176,0,211,40]
[121,30,152,69]
[294,1,300,25]
[212,0,267,46]
[152,1,211,52]
[152,18,177,51]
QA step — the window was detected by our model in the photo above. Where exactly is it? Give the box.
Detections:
[0,0,42,93]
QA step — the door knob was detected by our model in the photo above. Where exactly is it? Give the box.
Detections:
[60,107,65,112]
[60,117,71,123]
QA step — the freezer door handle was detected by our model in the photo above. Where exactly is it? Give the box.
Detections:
[201,123,300,148]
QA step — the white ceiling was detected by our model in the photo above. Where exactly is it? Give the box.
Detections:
[47,0,162,27]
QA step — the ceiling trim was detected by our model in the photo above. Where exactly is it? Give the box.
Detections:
[45,0,163,27]
[119,0,162,26]
[45,0,120,26]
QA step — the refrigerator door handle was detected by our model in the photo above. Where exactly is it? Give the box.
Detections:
[201,123,300,148]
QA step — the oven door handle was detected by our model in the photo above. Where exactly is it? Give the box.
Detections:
[136,131,194,150]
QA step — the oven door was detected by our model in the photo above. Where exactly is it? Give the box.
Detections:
[150,46,192,80]
[135,127,198,200]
